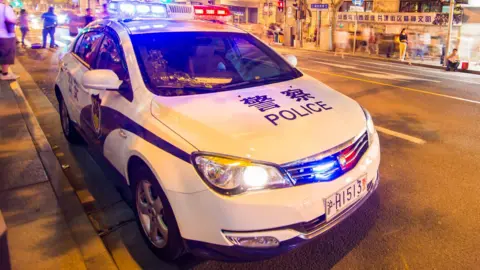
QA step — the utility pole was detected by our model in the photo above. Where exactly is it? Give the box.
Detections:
[444,0,455,66]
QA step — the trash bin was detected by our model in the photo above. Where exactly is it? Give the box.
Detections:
[462,62,469,70]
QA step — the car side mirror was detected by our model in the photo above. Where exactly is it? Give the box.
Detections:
[284,54,298,67]
[82,69,122,91]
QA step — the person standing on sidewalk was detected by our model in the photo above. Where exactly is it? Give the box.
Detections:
[84,8,94,26]
[399,28,408,61]
[41,7,57,49]
[0,0,18,80]
[18,9,29,47]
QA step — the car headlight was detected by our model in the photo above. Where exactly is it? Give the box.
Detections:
[192,153,292,195]
[362,108,376,145]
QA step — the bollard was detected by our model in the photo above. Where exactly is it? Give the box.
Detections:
[0,210,10,270]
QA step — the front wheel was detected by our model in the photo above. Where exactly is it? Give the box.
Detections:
[132,167,185,260]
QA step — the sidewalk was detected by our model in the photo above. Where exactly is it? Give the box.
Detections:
[0,78,116,269]
[274,45,480,75]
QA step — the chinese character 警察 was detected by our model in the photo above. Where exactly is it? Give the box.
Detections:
[281,89,315,102]
[240,95,280,112]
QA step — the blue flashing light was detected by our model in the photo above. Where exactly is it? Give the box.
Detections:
[312,160,337,173]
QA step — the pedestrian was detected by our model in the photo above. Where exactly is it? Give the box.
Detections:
[446,49,460,71]
[399,28,408,61]
[368,28,377,56]
[18,9,29,47]
[84,8,94,26]
[98,3,110,19]
[41,6,57,49]
[413,33,425,61]
[334,29,349,59]
[0,0,18,80]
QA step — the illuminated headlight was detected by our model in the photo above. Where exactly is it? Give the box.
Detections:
[362,108,376,145]
[192,153,292,195]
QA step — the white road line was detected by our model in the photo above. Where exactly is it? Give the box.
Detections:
[313,59,441,83]
[349,71,441,83]
[305,56,480,85]
[37,36,65,47]
[299,67,480,105]
[61,35,74,41]
[375,126,426,145]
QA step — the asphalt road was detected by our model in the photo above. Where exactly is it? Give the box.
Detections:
[14,28,480,270]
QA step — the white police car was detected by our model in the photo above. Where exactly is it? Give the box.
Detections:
[55,1,380,261]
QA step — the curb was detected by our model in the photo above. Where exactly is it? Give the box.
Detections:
[9,72,118,269]
[273,45,480,75]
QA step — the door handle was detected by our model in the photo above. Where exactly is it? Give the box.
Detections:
[119,129,127,139]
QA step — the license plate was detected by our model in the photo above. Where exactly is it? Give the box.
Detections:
[325,175,368,222]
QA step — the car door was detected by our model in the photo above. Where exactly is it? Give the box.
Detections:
[65,31,104,136]
[88,32,135,173]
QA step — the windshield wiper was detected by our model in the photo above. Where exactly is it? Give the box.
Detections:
[220,75,294,90]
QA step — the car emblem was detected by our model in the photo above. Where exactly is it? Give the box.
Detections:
[337,155,347,168]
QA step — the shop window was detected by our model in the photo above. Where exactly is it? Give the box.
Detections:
[338,0,373,12]
[248,8,258,24]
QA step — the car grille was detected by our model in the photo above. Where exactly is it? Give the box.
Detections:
[282,132,369,186]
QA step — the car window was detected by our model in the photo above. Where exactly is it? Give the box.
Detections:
[96,34,128,80]
[131,32,301,96]
[74,32,104,68]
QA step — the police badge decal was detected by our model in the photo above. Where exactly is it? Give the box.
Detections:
[91,94,102,137]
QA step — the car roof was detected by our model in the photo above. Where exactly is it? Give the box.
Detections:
[118,19,247,35]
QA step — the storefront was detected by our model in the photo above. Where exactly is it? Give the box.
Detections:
[335,11,462,59]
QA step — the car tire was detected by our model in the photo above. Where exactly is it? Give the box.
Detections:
[59,96,82,144]
[131,165,185,261]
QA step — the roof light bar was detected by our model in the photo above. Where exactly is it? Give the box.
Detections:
[107,1,192,20]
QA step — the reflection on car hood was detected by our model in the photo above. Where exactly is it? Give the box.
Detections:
[151,75,366,164]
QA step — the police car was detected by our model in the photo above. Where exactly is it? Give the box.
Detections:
[55,0,380,261]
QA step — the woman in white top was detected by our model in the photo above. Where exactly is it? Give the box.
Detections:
[0,0,18,80]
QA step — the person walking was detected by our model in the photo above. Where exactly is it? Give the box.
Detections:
[399,28,408,61]
[18,9,28,47]
[98,3,110,19]
[334,29,349,59]
[0,0,18,80]
[41,6,57,49]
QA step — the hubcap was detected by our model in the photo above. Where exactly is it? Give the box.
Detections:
[136,180,168,248]
[61,102,70,135]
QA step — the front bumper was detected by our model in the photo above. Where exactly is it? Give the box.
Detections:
[166,133,381,260]
[185,175,379,261]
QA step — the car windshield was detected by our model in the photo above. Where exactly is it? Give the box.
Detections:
[131,31,301,96]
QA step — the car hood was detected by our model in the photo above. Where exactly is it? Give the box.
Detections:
[151,75,366,165]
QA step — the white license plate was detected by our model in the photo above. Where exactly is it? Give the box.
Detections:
[325,175,368,222]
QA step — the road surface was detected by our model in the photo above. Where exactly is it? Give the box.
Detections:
[13,28,480,269]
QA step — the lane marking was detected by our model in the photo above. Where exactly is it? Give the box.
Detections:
[375,126,426,145]
[349,71,440,83]
[38,36,65,47]
[299,67,480,105]
[312,59,440,82]
[300,55,480,85]
[61,35,74,41]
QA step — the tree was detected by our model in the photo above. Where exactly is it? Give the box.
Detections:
[330,0,345,50]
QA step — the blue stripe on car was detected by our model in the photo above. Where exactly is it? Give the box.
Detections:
[80,105,191,163]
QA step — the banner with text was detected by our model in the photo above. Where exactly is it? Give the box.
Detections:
[337,12,462,26]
